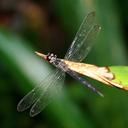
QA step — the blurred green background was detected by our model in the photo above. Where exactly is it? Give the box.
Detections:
[0,0,128,128]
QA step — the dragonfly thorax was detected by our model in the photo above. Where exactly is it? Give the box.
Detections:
[46,53,68,72]
[46,53,57,63]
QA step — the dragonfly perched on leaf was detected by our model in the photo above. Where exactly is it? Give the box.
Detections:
[17,11,126,117]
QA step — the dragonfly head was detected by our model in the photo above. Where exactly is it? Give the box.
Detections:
[35,51,57,63]
[46,53,57,63]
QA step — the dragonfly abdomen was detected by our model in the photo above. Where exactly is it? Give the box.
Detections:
[66,69,103,97]
[64,60,114,85]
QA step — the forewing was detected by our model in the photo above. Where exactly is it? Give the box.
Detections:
[30,71,65,117]
[65,12,101,62]
[17,70,64,112]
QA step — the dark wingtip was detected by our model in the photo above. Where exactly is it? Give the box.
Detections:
[17,103,23,112]
[29,108,38,117]
[17,100,30,112]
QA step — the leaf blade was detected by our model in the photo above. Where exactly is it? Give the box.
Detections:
[109,66,128,90]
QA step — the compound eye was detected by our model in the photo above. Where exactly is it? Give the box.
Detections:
[48,56,51,59]
[51,53,54,57]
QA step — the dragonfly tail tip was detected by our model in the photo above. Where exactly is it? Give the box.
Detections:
[98,91,104,97]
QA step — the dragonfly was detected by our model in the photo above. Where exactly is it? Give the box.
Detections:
[17,12,122,117]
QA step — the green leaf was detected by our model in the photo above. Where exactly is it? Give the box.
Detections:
[109,66,128,90]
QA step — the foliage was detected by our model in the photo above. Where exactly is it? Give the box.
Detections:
[0,0,128,128]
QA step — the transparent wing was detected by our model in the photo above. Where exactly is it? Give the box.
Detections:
[64,11,101,62]
[30,71,65,117]
[17,69,65,113]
